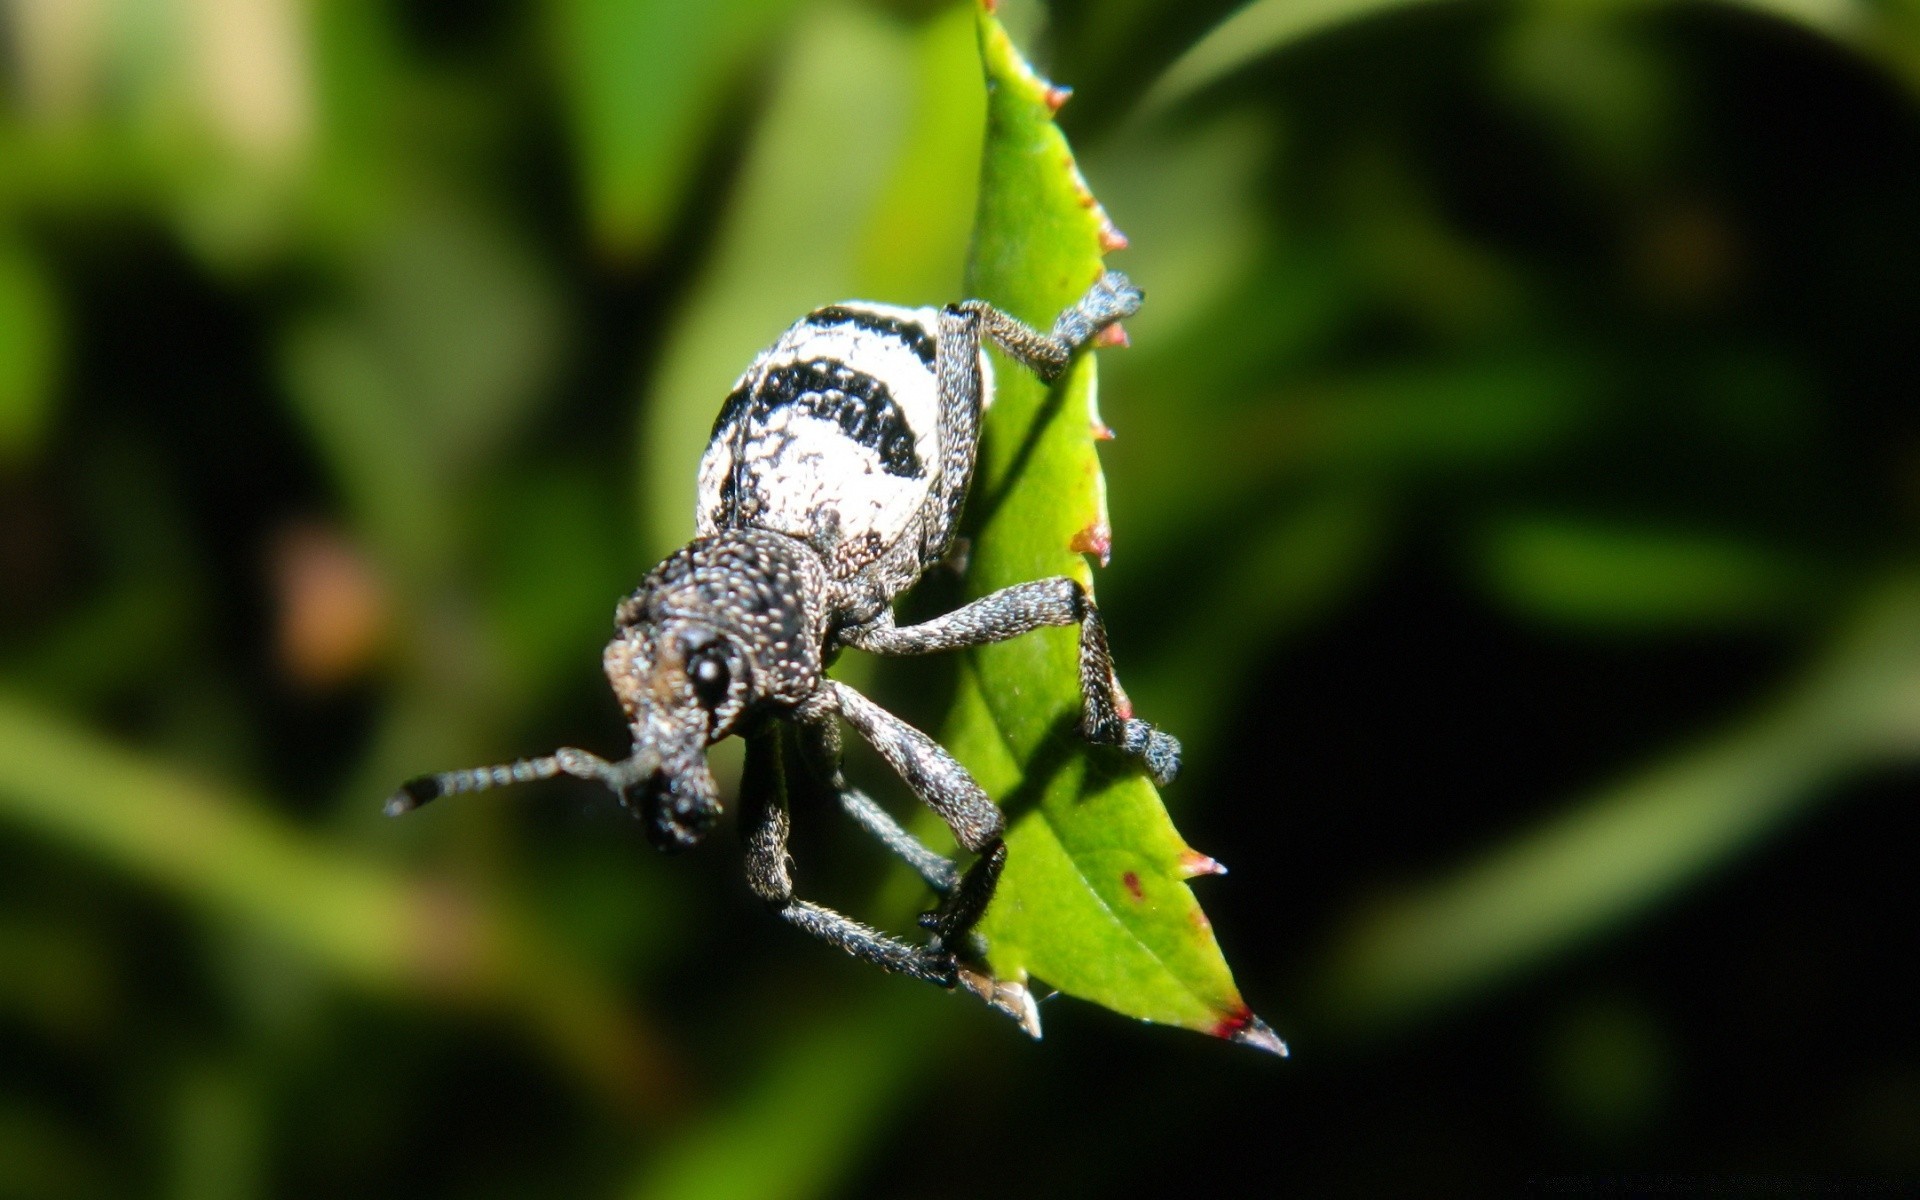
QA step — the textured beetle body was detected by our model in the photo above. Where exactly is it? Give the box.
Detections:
[392,272,1174,1017]
[697,302,992,613]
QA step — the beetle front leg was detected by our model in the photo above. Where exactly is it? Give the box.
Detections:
[840,578,1182,786]
[738,727,957,986]
[828,682,1006,952]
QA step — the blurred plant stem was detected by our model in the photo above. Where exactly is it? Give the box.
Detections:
[1308,570,1920,1032]
[627,984,954,1200]
[0,688,679,1118]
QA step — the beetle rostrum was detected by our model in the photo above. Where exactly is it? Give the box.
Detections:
[388,270,1178,1013]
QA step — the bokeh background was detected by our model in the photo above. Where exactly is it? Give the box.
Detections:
[4,0,1920,1194]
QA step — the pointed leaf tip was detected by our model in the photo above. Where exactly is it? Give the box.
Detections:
[1214,1008,1289,1057]
[1178,850,1228,879]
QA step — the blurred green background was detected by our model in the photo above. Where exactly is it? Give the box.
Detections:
[4,0,1920,1194]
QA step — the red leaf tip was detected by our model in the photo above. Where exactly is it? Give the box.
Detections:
[1213,1007,1289,1058]
[1099,220,1130,253]
[1045,84,1073,112]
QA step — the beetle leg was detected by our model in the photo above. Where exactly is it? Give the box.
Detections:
[739,726,958,986]
[954,269,1143,383]
[829,682,1006,952]
[921,272,1143,565]
[840,578,1182,786]
[789,703,959,894]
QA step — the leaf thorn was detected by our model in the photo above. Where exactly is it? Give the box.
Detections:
[1070,521,1113,567]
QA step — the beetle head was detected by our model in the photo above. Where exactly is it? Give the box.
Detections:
[603,610,755,852]
[604,531,823,851]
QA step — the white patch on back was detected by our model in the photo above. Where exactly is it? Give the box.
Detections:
[696,303,949,565]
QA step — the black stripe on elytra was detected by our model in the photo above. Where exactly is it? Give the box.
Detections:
[708,381,752,444]
[805,306,937,367]
[709,382,753,527]
[755,359,924,478]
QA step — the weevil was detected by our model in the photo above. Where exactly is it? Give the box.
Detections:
[389,271,1177,1005]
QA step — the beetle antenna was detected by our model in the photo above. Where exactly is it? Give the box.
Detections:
[386,746,659,816]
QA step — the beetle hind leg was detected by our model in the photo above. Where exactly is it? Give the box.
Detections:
[955,269,1144,383]
[739,728,959,986]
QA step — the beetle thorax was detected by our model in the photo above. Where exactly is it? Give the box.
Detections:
[608,529,831,729]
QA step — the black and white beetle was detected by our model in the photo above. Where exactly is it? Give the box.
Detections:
[389,270,1177,1000]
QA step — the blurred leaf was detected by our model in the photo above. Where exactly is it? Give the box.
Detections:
[1139,0,1444,117]
[1497,1,1678,188]
[552,0,800,258]
[1139,0,1911,122]
[1540,993,1670,1142]
[280,314,458,581]
[851,2,987,303]
[166,1060,264,1200]
[629,988,947,1200]
[1132,488,1391,765]
[0,690,677,1115]
[481,468,630,703]
[356,199,566,470]
[951,9,1274,1049]
[0,240,61,465]
[302,0,407,253]
[1477,515,1831,633]
[1111,353,1595,570]
[1311,572,1920,1031]
[1082,114,1276,348]
[0,1098,100,1200]
[0,915,113,1042]
[278,197,563,583]
[639,2,981,556]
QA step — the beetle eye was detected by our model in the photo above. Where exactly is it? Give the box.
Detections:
[689,652,731,711]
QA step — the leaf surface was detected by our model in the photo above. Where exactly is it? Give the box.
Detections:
[947,8,1279,1052]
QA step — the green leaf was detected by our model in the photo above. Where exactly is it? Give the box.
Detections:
[948,9,1279,1053]
[1136,0,1903,121]
[1138,0,1448,118]
[1477,515,1830,633]
[551,0,800,259]
[1309,573,1920,1032]
[0,240,61,466]
[0,689,675,1115]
